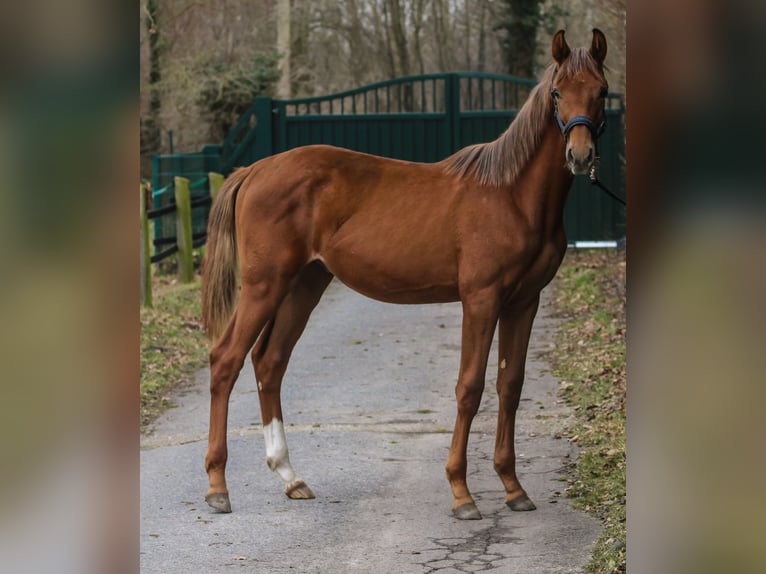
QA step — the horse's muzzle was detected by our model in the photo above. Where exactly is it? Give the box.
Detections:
[566,145,595,175]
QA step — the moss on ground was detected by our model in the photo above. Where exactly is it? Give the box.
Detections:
[140,275,208,433]
[550,249,626,574]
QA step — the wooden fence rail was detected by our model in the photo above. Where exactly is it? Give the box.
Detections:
[140,172,224,307]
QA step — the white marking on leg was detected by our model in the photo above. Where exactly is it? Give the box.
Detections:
[263,419,298,484]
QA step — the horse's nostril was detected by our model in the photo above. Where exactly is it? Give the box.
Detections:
[566,148,574,163]
[587,148,594,162]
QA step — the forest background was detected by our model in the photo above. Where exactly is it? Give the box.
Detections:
[139,0,625,179]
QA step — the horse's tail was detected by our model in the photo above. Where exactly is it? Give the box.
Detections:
[201,167,250,340]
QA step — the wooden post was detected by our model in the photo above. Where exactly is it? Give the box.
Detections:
[174,176,194,283]
[208,172,224,200]
[198,172,225,261]
[140,183,153,307]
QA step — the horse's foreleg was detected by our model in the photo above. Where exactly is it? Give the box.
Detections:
[494,296,540,511]
[252,262,333,500]
[446,289,500,520]
[204,277,294,513]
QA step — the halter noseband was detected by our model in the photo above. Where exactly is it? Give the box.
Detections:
[550,68,606,141]
[554,111,606,140]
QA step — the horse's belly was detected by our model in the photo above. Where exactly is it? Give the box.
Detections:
[339,274,460,304]
[318,241,460,304]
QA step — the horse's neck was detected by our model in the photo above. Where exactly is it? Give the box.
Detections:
[512,123,573,235]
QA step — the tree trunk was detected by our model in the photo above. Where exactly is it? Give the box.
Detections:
[142,0,161,156]
[276,0,291,99]
[495,0,542,80]
[385,0,410,75]
[477,0,488,73]
[411,0,426,76]
[377,0,397,78]
[386,0,412,110]
[344,0,369,85]
[431,0,452,71]
[464,0,473,70]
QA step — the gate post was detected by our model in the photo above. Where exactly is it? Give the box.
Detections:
[253,96,274,161]
[445,73,461,153]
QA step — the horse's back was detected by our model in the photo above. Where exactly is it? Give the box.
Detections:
[234,145,466,303]
[233,144,557,304]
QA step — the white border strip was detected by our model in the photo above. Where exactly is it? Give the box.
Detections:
[569,241,618,248]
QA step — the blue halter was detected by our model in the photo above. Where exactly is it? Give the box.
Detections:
[550,69,606,140]
[554,109,606,140]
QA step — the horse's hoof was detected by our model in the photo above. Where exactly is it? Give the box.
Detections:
[506,493,536,511]
[205,492,232,513]
[452,502,482,520]
[285,480,315,500]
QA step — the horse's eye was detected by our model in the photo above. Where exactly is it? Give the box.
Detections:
[551,88,561,99]
[599,87,608,98]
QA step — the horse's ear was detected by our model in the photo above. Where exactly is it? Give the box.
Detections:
[552,30,571,65]
[590,28,607,65]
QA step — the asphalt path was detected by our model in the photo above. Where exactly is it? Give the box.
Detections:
[140,280,600,573]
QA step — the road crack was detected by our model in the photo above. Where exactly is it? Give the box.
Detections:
[418,508,521,572]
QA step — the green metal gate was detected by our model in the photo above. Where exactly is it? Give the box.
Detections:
[153,72,625,244]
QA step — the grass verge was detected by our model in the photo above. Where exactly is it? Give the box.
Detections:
[140,274,208,433]
[550,249,626,573]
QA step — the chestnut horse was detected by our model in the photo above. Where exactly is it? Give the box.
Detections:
[201,30,609,520]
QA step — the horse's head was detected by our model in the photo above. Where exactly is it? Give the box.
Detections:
[550,29,609,175]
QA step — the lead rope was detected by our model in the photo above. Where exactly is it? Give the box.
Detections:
[588,160,626,206]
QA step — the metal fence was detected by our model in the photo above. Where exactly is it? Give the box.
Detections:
[153,72,625,242]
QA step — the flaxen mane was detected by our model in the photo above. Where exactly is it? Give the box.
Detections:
[443,48,605,187]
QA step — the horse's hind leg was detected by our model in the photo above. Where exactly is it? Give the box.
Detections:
[252,261,333,500]
[204,267,301,513]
